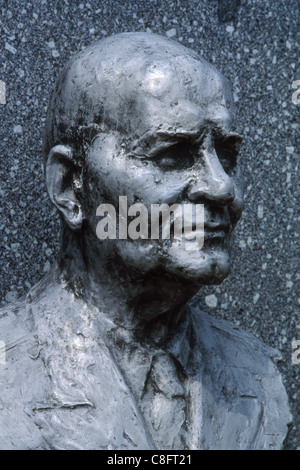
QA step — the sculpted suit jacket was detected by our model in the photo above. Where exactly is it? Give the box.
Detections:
[0,269,291,450]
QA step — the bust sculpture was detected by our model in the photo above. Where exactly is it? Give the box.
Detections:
[0,32,291,450]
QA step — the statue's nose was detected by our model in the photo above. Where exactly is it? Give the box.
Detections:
[187,146,235,205]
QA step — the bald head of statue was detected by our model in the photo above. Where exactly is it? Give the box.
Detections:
[44,33,237,159]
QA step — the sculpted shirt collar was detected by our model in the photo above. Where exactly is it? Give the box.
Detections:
[94,301,195,402]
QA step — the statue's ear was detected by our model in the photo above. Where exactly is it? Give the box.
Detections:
[46,145,83,231]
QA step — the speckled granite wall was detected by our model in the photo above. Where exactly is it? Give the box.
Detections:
[0,0,299,449]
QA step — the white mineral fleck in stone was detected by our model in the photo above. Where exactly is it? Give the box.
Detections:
[5,42,16,54]
[226,25,234,34]
[13,125,22,134]
[205,294,218,308]
[166,28,176,38]
[43,261,51,273]
[46,40,55,48]
[257,205,264,219]
[0,81,6,104]
[239,240,246,248]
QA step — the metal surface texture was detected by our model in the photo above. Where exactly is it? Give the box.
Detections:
[0,32,291,450]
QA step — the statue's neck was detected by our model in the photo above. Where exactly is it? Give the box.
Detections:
[57,227,199,339]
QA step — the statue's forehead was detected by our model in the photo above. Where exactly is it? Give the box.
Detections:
[115,58,236,136]
[101,49,231,103]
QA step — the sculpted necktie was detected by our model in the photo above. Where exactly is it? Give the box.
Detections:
[139,352,188,450]
[102,315,192,450]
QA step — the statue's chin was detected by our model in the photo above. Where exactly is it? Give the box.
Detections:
[163,245,231,287]
[101,238,230,288]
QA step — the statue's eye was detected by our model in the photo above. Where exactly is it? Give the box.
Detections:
[214,136,241,174]
[153,142,196,170]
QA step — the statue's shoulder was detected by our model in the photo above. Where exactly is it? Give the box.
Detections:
[189,304,292,449]
[0,296,33,359]
[0,270,69,449]
[0,297,46,449]
[190,303,284,373]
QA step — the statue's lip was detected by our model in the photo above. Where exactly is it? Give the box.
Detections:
[204,223,230,232]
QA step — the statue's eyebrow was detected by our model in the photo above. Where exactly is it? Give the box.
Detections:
[128,126,244,160]
[212,129,243,144]
[155,129,206,140]
[128,128,207,159]
[212,130,243,158]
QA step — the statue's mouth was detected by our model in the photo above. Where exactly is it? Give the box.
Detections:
[205,221,230,231]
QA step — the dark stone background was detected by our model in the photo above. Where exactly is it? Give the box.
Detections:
[0,0,299,449]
